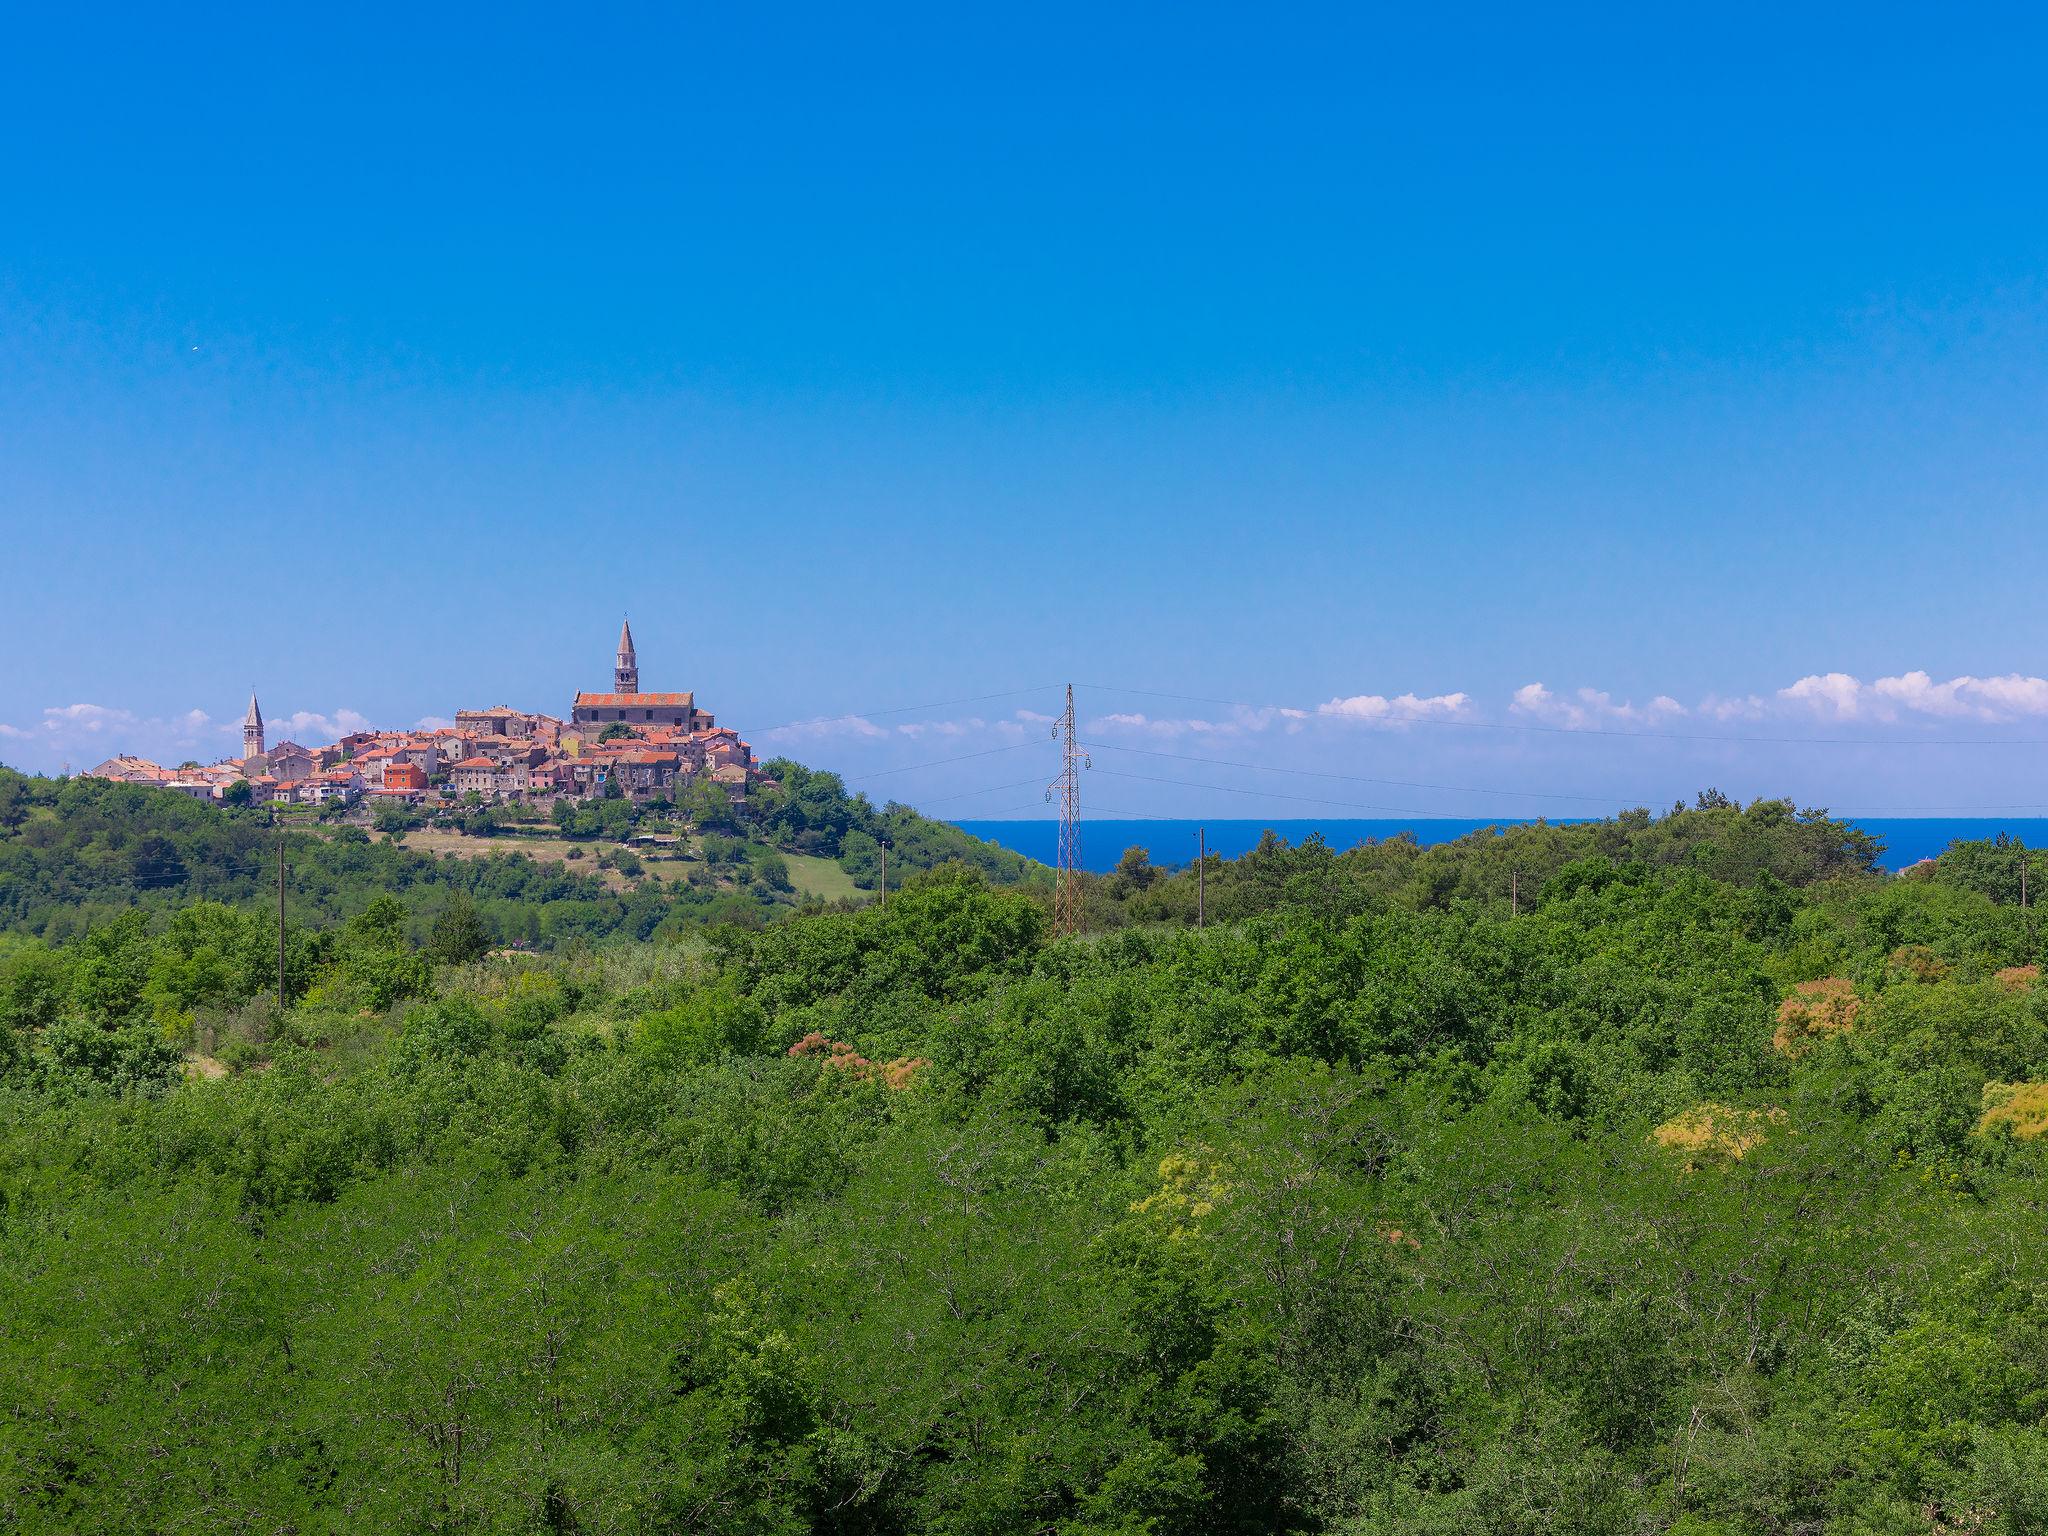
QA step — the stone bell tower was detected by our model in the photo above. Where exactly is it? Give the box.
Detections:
[242,690,266,761]
[614,619,639,695]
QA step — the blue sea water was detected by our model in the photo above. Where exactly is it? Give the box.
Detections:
[954,818,2048,874]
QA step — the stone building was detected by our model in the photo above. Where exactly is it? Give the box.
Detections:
[570,621,715,732]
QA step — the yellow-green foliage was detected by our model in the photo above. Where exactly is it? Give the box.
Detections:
[1130,1150,1232,1239]
[1977,1081,2048,1141]
[1774,977,1859,1056]
[1649,1102,1787,1169]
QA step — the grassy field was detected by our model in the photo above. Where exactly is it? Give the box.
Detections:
[782,851,865,904]
[397,828,703,893]
[392,827,859,903]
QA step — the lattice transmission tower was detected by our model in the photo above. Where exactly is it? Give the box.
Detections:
[1047,683,1088,936]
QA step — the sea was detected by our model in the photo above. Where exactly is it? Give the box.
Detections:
[953,818,2048,875]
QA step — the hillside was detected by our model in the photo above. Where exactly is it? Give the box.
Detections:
[0,760,1041,944]
[3,799,2048,1530]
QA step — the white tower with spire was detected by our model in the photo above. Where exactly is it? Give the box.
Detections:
[242,690,265,761]
[614,619,639,694]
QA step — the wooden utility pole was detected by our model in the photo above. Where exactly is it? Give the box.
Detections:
[879,839,887,910]
[276,836,286,1011]
[1196,827,1206,928]
[1511,869,1519,918]
[2023,851,2032,951]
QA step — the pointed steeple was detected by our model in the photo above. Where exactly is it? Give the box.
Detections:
[242,689,266,760]
[614,618,640,694]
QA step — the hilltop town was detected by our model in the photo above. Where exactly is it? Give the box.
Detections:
[82,623,760,812]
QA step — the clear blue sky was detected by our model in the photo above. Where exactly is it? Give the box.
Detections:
[4,4,2047,816]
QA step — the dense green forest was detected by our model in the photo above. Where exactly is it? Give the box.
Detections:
[5,794,2048,1532]
[0,764,1037,944]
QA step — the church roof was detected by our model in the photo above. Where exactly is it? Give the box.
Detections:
[243,691,262,729]
[574,691,694,708]
[617,618,636,658]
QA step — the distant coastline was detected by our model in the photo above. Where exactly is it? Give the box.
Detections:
[955,816,2048,873]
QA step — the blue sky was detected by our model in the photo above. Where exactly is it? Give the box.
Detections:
[4,4,2047,817]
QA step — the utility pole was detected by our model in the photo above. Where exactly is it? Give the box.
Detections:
[276,836,287,1012]
[879,839,887,910]
[1047,683,1087,937]
[1196,826,1206,928]
[1511,869,1519,918]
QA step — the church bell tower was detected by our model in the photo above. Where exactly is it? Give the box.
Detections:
[242,690,265,761]
[615,619,639,694]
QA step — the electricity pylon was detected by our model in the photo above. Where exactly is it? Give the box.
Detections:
[1047,683,1088,936]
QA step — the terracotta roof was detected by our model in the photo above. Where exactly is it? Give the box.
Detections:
[573,691,694,708]
[453,756,496,770]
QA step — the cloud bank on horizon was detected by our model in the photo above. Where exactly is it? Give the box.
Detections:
[8,669,2048,773]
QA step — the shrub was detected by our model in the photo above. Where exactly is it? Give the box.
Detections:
[1774,977,1860,1056]
[1649,1102,1787,1169]
[1977,1081,2048,1140]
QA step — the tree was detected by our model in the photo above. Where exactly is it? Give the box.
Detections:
[598,723,635,743]
[428,894,493,966]
[683,779,738,834]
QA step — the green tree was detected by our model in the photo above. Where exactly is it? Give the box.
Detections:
[427,893,493,966]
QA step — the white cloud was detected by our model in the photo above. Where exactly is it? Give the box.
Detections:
[1778,673,1875,720]
[413,714,455,732]
[1699,693,1768,721]
[1318,691,1473,726]
[895,717,987,739]
[275,707,376,743]
[1872,671,2048,721]
[40,702,138,733]
[0,702,233,772]
[1510,684,1682,729]
[1087,710,1217,738]
[762,714,890,742]
[1771,671,2048,725]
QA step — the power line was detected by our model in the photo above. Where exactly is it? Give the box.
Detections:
[1087,765,2048,818]
[735,685,1057,742]
[907,775,1060,808]
[1080,738,1646,804]
[1090,766,1504,817]
[845,739,1052,783]
[1079,681,2048,748]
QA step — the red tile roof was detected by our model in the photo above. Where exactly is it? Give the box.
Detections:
[573,692,695,708]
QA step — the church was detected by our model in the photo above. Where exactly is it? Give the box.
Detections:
[570,621,714,732]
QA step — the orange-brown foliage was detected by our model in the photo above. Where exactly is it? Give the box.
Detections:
[1773,977,1860,1057]
[786,1030,926,1090]
[1886,944,1951,984]
[1995,965,2041,993]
